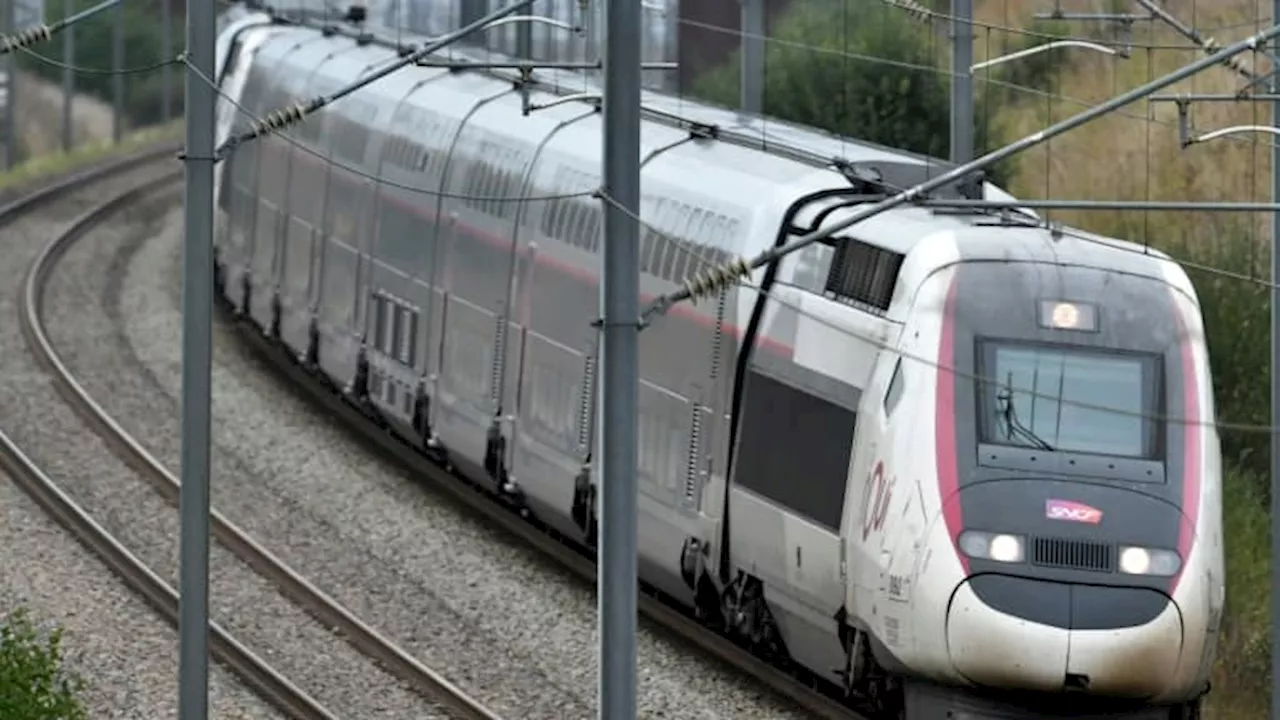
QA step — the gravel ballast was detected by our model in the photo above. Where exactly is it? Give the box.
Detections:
[0,171,282,720]
[29,184,452,719]
[44,192,815,719]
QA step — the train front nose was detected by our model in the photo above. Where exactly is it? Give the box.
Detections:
[941,481,1188,697]
[946,575,1183,696]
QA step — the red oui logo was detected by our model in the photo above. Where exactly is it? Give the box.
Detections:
[1045,499,1103,525]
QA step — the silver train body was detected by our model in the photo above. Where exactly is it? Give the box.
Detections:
[211,9,1224,718]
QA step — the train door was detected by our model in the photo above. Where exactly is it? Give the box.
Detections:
[419,91,516,470]
[245,39,326,332]
[508,156,602,538]
[275,66,341,354]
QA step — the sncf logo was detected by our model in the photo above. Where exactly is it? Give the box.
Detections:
[1045,499,1103,525]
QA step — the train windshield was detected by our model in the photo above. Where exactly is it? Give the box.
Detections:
[977,341,1161,459]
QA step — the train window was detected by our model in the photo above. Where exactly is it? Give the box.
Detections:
[734,369,855,531]
[977,341,1161,460]
[824,237,904,314]
[670,238,690,282]
[372,294,388,351]
[389,301,404,357]
[884,357,904,416]
[659,231,679,280]
[570,202,585,249]
[400,307,418,366]
[539,196,560,239]
[687,208,704,243]
[584,203,601,251]
[640,229,658,274]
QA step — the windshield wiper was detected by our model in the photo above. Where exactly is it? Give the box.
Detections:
[996,372,1054,451]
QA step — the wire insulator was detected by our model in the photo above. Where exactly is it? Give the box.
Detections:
[881,0,931,24]
[1198,35,1252,77]
[1,25,53,54]
[249,103,308,137]
[680,256,753,303]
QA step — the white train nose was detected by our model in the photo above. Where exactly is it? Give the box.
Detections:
[946,577,1185,697]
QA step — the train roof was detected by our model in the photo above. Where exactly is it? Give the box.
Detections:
[228,9,1192,296]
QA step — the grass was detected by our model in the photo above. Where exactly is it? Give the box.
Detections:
[969,1,1275,715]
[0,119,182,195]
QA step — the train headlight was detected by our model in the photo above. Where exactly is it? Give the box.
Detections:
[1118,546,1181,577]
[958,531,1025,563]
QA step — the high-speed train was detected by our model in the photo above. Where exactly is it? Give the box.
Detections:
[210,6,1224,718]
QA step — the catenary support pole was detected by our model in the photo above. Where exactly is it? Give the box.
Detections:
[739,0,764,113]
[177,0,216,715]
[950,0,973,168]
[4,0,15,169]
[598,0,641,715]
[162,0,173,123]
[517,3,532,61]
[62,0,73,152]
[112,0,123,143]
[1271,6,1280,720]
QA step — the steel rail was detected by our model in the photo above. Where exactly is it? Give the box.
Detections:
[19,148,505,720]
[0,146,333,720]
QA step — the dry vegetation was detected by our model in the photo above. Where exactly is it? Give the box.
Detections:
[974,1,1273,716]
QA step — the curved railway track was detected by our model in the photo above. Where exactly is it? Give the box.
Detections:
[6,144,505,720]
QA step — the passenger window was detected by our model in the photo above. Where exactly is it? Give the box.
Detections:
[390,303,404,356]
[660,233,678,280]
[670,238,689,282]
[372,295,388,350]
[884,357,904,416]
[640,230,656,273]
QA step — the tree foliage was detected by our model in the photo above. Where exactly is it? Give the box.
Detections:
[0,607,88,720]
[689,0,1013,186]
[16,0,182,127]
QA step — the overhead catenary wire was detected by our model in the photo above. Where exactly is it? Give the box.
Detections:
[674,14,1280,154]
[0,0,119,55]
[644,23,1280,318]
[185,60,595,204]
[594,191,1271,435]
[215,0,537,161]
[187,37,1280,309]
[18,46,184,75]
[185,14,1280,435]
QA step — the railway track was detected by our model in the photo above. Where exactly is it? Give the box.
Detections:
[5,144,505,720]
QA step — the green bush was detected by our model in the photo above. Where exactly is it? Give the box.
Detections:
[688,0,1024,186]
[16,0,182,126]
[1123,214,1272,483]
[0,607,87,720]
